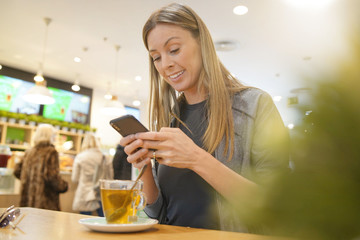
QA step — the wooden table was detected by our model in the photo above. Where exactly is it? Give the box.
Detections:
[0,207,282,240]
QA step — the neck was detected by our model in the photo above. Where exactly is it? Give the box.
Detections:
[184,88,206,104]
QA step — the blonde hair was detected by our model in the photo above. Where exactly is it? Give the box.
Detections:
[33,124,56,145]
[143,3,248,159]
[80,132,100,151]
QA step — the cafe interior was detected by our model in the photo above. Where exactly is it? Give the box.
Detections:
[0,0,359,239]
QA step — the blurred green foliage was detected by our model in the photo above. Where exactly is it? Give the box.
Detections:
[248,35,360,239]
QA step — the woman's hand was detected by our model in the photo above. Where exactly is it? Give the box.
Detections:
[135,127,202,170]
[119,134,152,169]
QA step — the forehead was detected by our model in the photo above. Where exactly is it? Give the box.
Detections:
[147,23,193,49]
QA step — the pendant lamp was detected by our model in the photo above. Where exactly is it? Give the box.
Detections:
[102,95,126,116]
[102,45,126,116]
[23,80,55,105]
[34,17,51,82]
[24,17,55,105]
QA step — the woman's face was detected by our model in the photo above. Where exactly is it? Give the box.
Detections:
[147,23,204,103]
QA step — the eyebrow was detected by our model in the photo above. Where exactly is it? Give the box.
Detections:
[149,36,180,53]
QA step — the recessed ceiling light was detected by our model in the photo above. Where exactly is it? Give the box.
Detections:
[135,76,142,81]
[233,5,248,15]
[74,57,81,63]
[132,100,141,106]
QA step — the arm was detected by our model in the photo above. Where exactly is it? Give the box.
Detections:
[13,151,28,179]
[250,92,290,181]
[71,156,81,183]
[13,161,23,179]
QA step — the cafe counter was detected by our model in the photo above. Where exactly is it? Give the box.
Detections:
[0,170,77,213]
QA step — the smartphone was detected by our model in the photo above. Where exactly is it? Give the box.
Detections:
[109,114,148,137]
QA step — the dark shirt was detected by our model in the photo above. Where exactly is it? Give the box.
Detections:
[157,100,220,229]
[112,144,132,180]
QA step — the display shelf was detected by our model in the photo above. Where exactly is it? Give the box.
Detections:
[0,121,83,155]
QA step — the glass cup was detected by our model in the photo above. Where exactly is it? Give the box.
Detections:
[0,145,12,168]
[100,179,146,224]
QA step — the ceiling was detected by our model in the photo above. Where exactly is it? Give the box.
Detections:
[0,0,358,124]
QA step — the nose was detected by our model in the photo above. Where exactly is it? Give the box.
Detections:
[161,55,174,69]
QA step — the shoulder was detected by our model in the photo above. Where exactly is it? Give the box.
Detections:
[34,143,57,155]
[232,87,273,118]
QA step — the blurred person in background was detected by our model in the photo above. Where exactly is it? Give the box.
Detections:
[72,133,111,216]
[14,124,68,211]
[112,144,132,180]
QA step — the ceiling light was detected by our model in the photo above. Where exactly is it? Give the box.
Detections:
[71,83,80,92]
[104,92,112,100]
[233,5,248,15]
[34,69,44,82]
[135,76,142,81]
[71,75,81,92]
[73,57,81,63]
[102,44,125,115]
[34,17,52,82]
[102,96,126,116]
[23,80,55,105]
[132,100,141,107]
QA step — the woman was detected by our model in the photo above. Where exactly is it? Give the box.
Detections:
[120,3,289,232]
[72,132,110,216]
[14,124,68,211]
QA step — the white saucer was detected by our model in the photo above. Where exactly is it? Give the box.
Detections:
[79,217,158,233]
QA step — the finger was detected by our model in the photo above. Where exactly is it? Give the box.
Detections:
[135,131,165,141]
[126,148,148,164]
[132,157,151,169]
[119,134,136,146]
[124,139,143,156]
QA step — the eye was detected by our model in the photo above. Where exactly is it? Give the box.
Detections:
[151,55,160,62]
[170,48,179,54]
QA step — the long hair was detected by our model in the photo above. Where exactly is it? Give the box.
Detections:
[33,124,56,145]
[143,3,248,159]
[80,132,100,151]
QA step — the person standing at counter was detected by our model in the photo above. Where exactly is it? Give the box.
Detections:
[14,124,68,211]
[71,133,111,216]
[112,144,132,180]
[120,3,289,233]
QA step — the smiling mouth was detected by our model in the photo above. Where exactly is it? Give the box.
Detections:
[168,70,184,80]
